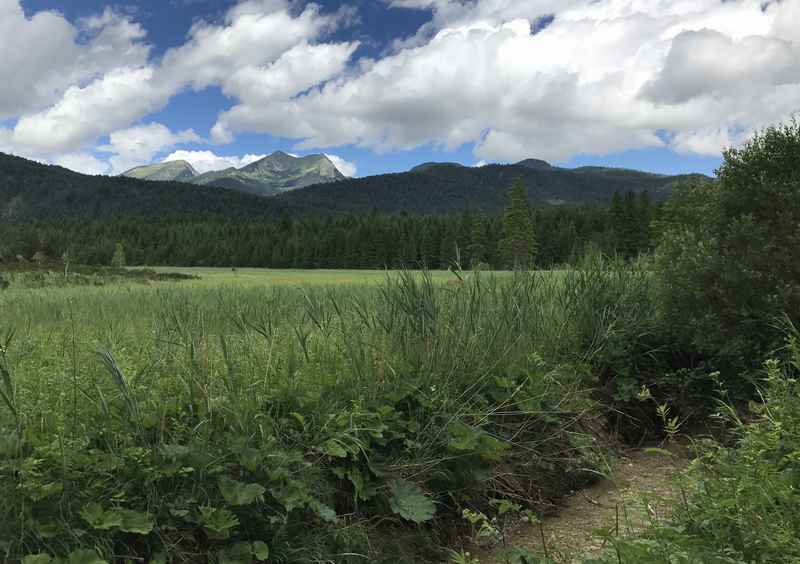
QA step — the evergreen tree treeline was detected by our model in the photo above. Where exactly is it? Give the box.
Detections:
[0,191,655,269]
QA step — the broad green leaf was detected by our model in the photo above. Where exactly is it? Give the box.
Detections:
[219,476,266,506]
[388,480,436,524]
[309,499,338,523]
[289,412,305,428]
[80,503,122,530]
[79,504,153,534]
[117,509,154,534]
[321,439,348,458]
[252,541,270,561]
[199,506,239,539]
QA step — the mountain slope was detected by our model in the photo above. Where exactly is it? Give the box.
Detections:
[277,161,709,215]
[121,151,344,197]
[123,160,198,182]
[191,151,345,196]
[1,152,710,222]
[0,152,281,222]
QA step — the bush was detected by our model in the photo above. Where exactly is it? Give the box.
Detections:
[588,322,800,563]
[655,120,800,380]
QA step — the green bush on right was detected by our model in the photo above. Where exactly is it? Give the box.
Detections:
[654,119,800,383]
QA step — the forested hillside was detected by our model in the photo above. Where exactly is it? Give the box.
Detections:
[0,193,654,269]
[277,162,707,214]
[0,153,282,222]
[0,152,706,222]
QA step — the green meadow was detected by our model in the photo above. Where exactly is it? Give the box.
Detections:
[1,263,643,563]
[2,124,800,564]
[142,267,487,288]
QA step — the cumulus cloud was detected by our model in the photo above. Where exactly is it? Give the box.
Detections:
[162,150,268,174]
[51,153,111,176]
[0,0,356,167]
[641,29,800,106]
[324,154,357,177]
[216,0,800,161]
[12,68,172,156]
[3,0,800,172]
[98,123,202,174]
[0,2,150,119]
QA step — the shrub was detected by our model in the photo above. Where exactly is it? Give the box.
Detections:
[589,322,800,563]
[655,120,800,380]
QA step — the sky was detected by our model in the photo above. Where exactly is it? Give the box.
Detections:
[1,0,798,179]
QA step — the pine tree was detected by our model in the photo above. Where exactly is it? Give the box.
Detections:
[637,190,652,251]
[467,213,488,267]
[499,178,536,268]
[621,190,639,258]
[111,242,127,268]
[609,191,625,255]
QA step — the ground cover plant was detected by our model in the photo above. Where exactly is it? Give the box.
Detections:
[2,121,797,564]
[460,120,800,564]
[0,261,196,290]
[0,261,658,563]
[584,324,800,564]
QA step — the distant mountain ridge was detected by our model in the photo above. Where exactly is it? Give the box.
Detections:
[277,160,710,215]
[1,151,711,222]
[1,152,281,222]
[123,151,345,197]
[123,160,198,182]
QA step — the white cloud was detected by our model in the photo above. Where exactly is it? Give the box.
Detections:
[0,0,355,167]
[3,0,800,172]
[0,2,150,119]
[324,153,357,177]
[12,67,171,156]
[98,123,202,174]
[161,150,267,174]
[216,0,800,161]
[51,153,110,175]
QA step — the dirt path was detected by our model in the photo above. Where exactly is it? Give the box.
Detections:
[478,446,689,563]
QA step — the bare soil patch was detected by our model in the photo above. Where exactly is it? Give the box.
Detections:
[478,445,689,562]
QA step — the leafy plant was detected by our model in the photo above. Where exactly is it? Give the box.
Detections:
[389,480,437,524]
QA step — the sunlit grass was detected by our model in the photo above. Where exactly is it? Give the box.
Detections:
[139,267,507,288]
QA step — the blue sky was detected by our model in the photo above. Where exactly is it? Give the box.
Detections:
[2,0,796,178]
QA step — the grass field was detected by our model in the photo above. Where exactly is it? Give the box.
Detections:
[0,263,653,563]
[142,267,473,287]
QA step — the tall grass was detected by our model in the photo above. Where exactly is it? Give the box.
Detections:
[0,263,656,563]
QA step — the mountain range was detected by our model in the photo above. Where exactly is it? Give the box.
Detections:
[123,151,344,197]
[276,161,708,215]
[0,151,710,222]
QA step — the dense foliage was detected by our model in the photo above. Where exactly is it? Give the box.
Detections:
[0,151,703,222]
[2,120,798,563]
[276,162,704,215]
[0,265,658,563]
[655,120,800,377]
[590,326,800,564]
[0,153,282,222]
[0,195,654,270]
